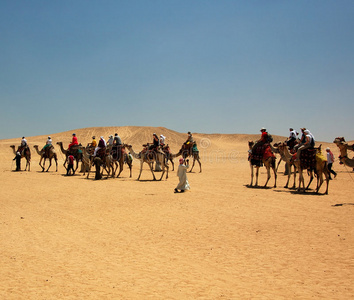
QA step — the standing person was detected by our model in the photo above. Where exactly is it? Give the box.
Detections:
[68,133,78,150]
[66,154,75,176]
[326,147,337,180]
[13,151,21,171]
[174,158,190,193]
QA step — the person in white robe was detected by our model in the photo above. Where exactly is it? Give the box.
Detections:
[175,158,190,193]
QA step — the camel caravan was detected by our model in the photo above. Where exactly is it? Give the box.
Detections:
[10,131,202,181]
[248,127,337,195]
[10,128,353,194]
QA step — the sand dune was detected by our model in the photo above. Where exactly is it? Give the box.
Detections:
[1,126,353,299]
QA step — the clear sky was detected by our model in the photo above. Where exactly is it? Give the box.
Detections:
[1,0,353,142]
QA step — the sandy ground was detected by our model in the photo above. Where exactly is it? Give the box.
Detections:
[1,126,353,299]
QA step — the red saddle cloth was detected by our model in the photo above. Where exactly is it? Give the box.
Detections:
[263,145,275,160]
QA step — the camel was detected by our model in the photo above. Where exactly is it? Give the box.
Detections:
[161,144,175,171]
[56,142,83,172]
[248,141,277,188]
[110,144,133,178]
[126,145,168,181]
[174,142,201,173]
[80,146,115,179]
[333,137,354,168]
[33,145,58,172]
[292,145,329,194]
[273,142,297,189]
[10,145,31,171]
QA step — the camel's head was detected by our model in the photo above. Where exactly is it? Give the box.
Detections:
[33,145,39,148]
[10,145,15,148]
[333,137,346,145]
[248,141,254,147]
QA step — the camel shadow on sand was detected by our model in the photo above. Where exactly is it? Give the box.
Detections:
[244,184,272,190]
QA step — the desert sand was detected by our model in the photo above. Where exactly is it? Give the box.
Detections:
[1,126,353,299]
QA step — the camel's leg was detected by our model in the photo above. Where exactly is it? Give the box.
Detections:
[284,164,291,188]
[264,165,271,187]
[148,161,157,180]
[39,157,44,172]
[291,165,296,189]
[275,157,282,173]
[170,158,174,171]
[297,170,303,192]
[46,158,52,172]
[272,166,277,188]
[116,161,123,178]
[306,171,314,190]
[250,165,254,186]
[255,167,259,186]
[137,161,144,180]
[197,158,202,173]
[189,157,196,172]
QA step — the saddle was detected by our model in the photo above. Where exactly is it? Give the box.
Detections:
[68,144,82,156]
[292,148,317,169]
[250,143,274,166]
[44,145,53,158]
[96,147,106,160]
[112,145,125,160]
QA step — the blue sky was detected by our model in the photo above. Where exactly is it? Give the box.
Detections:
[1,0,353,142]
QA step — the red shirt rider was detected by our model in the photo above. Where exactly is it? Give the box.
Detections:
[68,133,78,150]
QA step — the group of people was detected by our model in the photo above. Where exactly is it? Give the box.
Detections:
[252,127,337,180]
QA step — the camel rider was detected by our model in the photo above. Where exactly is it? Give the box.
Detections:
[107,135,114,146]
[252,128,269,153]
[93,136,106,157]
[113,133,122,146]
[43,136,52,150]
[18,137,28,154]
[68,133,78,150]
[42,136,53,156]
[286,128,297,150]
[148,133,160,151]
[112,133,123,160]
[90,136,97,148]
[184,132,194,145]
[295,129,315,161]
[160,134,166,147]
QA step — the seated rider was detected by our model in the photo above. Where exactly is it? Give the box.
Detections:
[148,133,160,151]
[68,133,78,150]
[93,136,106,157]
[252,127,269,154]
[107,135,114,146]
[159,134,166,147]
[113,133,122,146]
[286,128,297,150]
[18,136,28,153]
[184,132,194,145]
[192,142,199,153]
[89,136,97,148]
[295,129,315,161]
[42,136,53,155]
